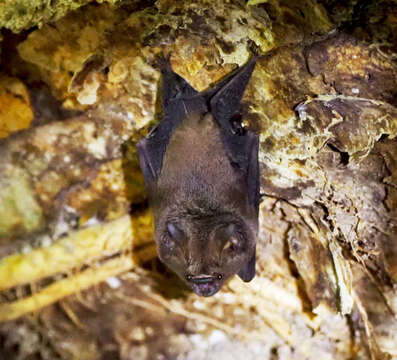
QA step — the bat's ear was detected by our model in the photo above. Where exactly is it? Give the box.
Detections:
[155,54,199,109]
[209,57,256,124]
[137,138,157,186]
[237,248,256,282]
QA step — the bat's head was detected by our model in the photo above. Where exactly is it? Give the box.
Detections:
[153,208,257,297]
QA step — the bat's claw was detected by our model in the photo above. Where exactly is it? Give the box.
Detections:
[230,113,246,136]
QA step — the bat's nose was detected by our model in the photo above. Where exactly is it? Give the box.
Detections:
[186,274,223,284]
[186,274,223,297]
[187,275,214,284]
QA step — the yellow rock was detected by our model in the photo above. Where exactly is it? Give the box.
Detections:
[0,76,33,138]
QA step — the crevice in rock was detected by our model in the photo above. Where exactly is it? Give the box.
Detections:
[327,142,350,166]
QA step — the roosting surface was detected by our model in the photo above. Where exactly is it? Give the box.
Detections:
[0,0,397,359]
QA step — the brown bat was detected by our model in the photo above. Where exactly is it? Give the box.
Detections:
[137,56,259,296]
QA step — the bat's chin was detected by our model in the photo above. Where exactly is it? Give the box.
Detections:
[190,281,221,297]
[185,275,224,297]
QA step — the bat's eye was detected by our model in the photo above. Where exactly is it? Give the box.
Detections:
[223,236,243,252]
[165,222,185,246]
[167,222,183,239]
[217,224,246,253]
[162,223,184,254]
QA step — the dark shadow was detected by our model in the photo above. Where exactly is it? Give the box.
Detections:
[327,143,350,166]
[0,29,82,128]
[141,257,192,300]
[282,225,315,315]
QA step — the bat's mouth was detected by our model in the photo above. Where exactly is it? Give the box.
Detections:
[187,275,222,297]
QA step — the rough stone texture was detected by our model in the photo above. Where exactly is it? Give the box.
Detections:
[0,76,33,138]
[1,0,397,359]
[0,0,134,33]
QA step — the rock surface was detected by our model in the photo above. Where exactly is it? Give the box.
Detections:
[0,0,397,359]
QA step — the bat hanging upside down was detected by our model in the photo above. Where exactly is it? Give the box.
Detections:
[137,56,259,296]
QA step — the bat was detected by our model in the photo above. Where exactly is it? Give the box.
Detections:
[137,56,259,296]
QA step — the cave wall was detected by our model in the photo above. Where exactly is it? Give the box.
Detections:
[0,1,397,359]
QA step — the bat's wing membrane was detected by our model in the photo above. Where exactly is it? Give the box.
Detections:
[209,57,259,282]
[236,132,258,283]
[137,58,207,186]
[238,249,256,282]
[209,57,259,209]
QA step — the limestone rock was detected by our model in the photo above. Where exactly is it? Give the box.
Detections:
[1,1,397,359]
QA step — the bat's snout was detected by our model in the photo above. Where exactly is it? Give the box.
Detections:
[186,274,223,297]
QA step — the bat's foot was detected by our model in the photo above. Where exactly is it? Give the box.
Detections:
[230,113,246,136]
[152,53,173,73]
